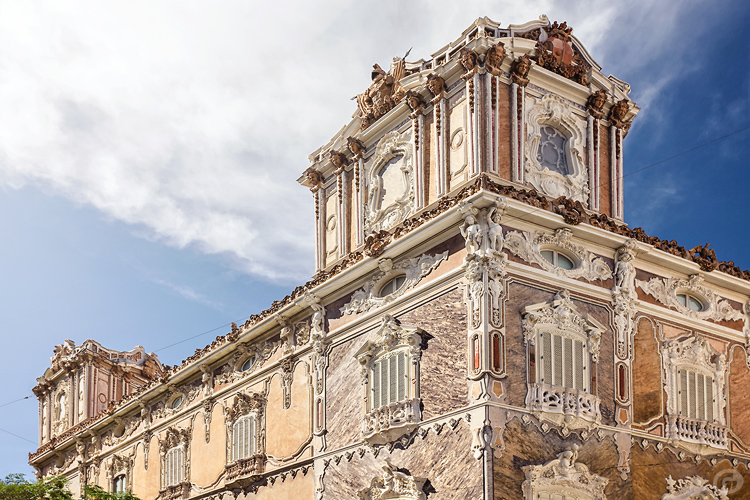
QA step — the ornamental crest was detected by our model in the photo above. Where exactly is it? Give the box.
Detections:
[504,227,611,281]
[355,315,423,368]
[522,447,607,500]
[636,274,743,322]
[357,460,427,500]
[340,252,448,315]
[662,475,728,500]
[356,55,408,130]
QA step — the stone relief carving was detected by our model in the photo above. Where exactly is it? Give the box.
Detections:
[510,54,532,87]
[522,447,608,500]
[534,21,591,86]
[280,359,295,410]
[102,415,140,446]
[214,339,279,386]
[662,335,727,450]
[340,251,448,315]
[357,459,428,500]
[662,475,728,500]
[458,47,478,79]
[484,42,506,77]
[525,93,588,203]
[355,315,424,444]
[364,130,415,235]
[586,89,607,119]
[636,274,743,322]
[356,55,408,130]
[107,454,133,493]
[613,240,638,360]
[505,227,612,281]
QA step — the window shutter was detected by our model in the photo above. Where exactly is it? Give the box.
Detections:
[553,334,563,386]
[564,337,573,388]
[574,340,585,391]
[542,332,552,384]
[389,356,397,404]
[397,352,406,401]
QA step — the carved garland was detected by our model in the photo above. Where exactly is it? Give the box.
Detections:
[522,448,608,500]
[505,227,612,281]
[364,130,415,235]
[636,274,744,322]
[525,94,589,203]
[340,251,448,315]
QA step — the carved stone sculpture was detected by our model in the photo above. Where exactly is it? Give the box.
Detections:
[522,447,608,500]
[347,137,366,160]
[356,58,407,130]
[485,42,506,77]
[329,150,347,171]
[459,47,478,79]
[460,213,483,258]
[510,54,532,86]
[609,99,630,129]
[636,274,743,322]
[405,90,426,115]
[662,475,728,500]
[614,239,637,298]
[426,73,446,102]
[688,243,719,272]
[586,89,607,119]
[534,21,590,85]
[357,459,427,500]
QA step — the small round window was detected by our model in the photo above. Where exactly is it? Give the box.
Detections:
[676,293,703,312]
[241,356,256,372]
[379,275,406,297]
[170,396,183,409]
[541,250,575,270]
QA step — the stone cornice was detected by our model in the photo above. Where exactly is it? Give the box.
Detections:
[29,175,750,463]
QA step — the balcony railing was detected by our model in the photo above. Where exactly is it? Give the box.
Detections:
[526,383,601,424]
[666,415,727,449]
[158,482,190,500]
[362,397,421,444]
[225,454,265,484]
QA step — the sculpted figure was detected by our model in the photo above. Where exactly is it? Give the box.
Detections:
[586,89,607,119]
[346,137,366,160]
[459,47,478,78]
[306,169,323,189]
[356,57,407,130]
[330,150,347,171]
[405,90,426,114]
[614,242,637,298]
[485,42,506,76]
[609,99,630,128]
[487,204,505,253]
[426,73,446,101]
[511,54,532,86]
[461,214,482,257]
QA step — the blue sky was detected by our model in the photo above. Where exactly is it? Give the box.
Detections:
[1,0,748,478]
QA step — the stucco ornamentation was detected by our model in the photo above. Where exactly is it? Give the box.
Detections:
[340,251,448,315]
[662,475,728,500]
[505,227,612,281]
[364,130,415,235]
[613,240,638,360]
[357,459,427,500]
[522,447,608,500]
[636,274,743,322]
[525,93,588,203]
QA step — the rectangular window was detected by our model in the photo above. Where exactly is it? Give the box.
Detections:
[370,351,409,410]
[232,416,256,461]
[538,331,587,392]
[678,369,715,422]
[165,447,183,487]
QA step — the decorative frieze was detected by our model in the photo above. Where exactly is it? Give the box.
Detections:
[340,251,448,315]
[522,447,608,500]
[505,227,612,281]
[636,274,743,322]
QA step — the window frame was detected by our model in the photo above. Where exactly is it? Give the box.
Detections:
[224,391,265,466]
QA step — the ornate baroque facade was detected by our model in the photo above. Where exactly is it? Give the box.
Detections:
[31,16,750,500]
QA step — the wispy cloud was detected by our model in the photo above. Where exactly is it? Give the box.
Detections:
[0,0,721,283]
[150,278,224,310]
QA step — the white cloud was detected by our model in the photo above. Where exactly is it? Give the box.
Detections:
[0,0,711,283]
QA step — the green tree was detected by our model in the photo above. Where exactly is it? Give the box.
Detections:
[0,475,140,500]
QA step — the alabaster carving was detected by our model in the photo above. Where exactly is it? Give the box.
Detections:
[609,99,630,129]
[662,335,728,450]
[613,240,638,360]
[357,459,428,500]
[347,136,366,160]
[586,89,608,119]
[662,475,728,500]
[459,47,478,79]
[340,251,448,315]
[511,54,532,86]
[522,447,608,500]
[103,415,140,446]
[505,227,612,281]
[636,274,743,322]
[364,130,415,235]
[355,315,423,444]
[525,93,589,203]
[484,42,506,77]
[426,73,445,102]
[356,57,408,130]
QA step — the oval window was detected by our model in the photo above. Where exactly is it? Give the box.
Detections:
[379,275,406,297]
[170,396,183,409]
[676,293,703,312]
[541,250,575,270]
[241,356,256,372]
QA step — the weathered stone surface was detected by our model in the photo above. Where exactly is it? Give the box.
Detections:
[729,345,750,448]
[494,417,627,499]
[323,422,481,499]
[633,317,663,427]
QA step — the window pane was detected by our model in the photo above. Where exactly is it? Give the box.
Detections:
[541,250,555,265]
[537,125,569,175]
[380,361,387,407]
[688,296,702,311]
[676,294,687,307]
[557,254,574,270]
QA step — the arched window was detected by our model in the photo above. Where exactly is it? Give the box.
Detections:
[523,291,604,428]
[164,447,184,487]
[537,125,570,175]
[378,274,406,297]
[240,356,256,372]
[232,415,256,461]
[113,474,126,493]
[540,249,575,270]
[355,315,423,444]
[676,292,703,312]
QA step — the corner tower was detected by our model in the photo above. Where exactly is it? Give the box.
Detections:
[300,15,638,274]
